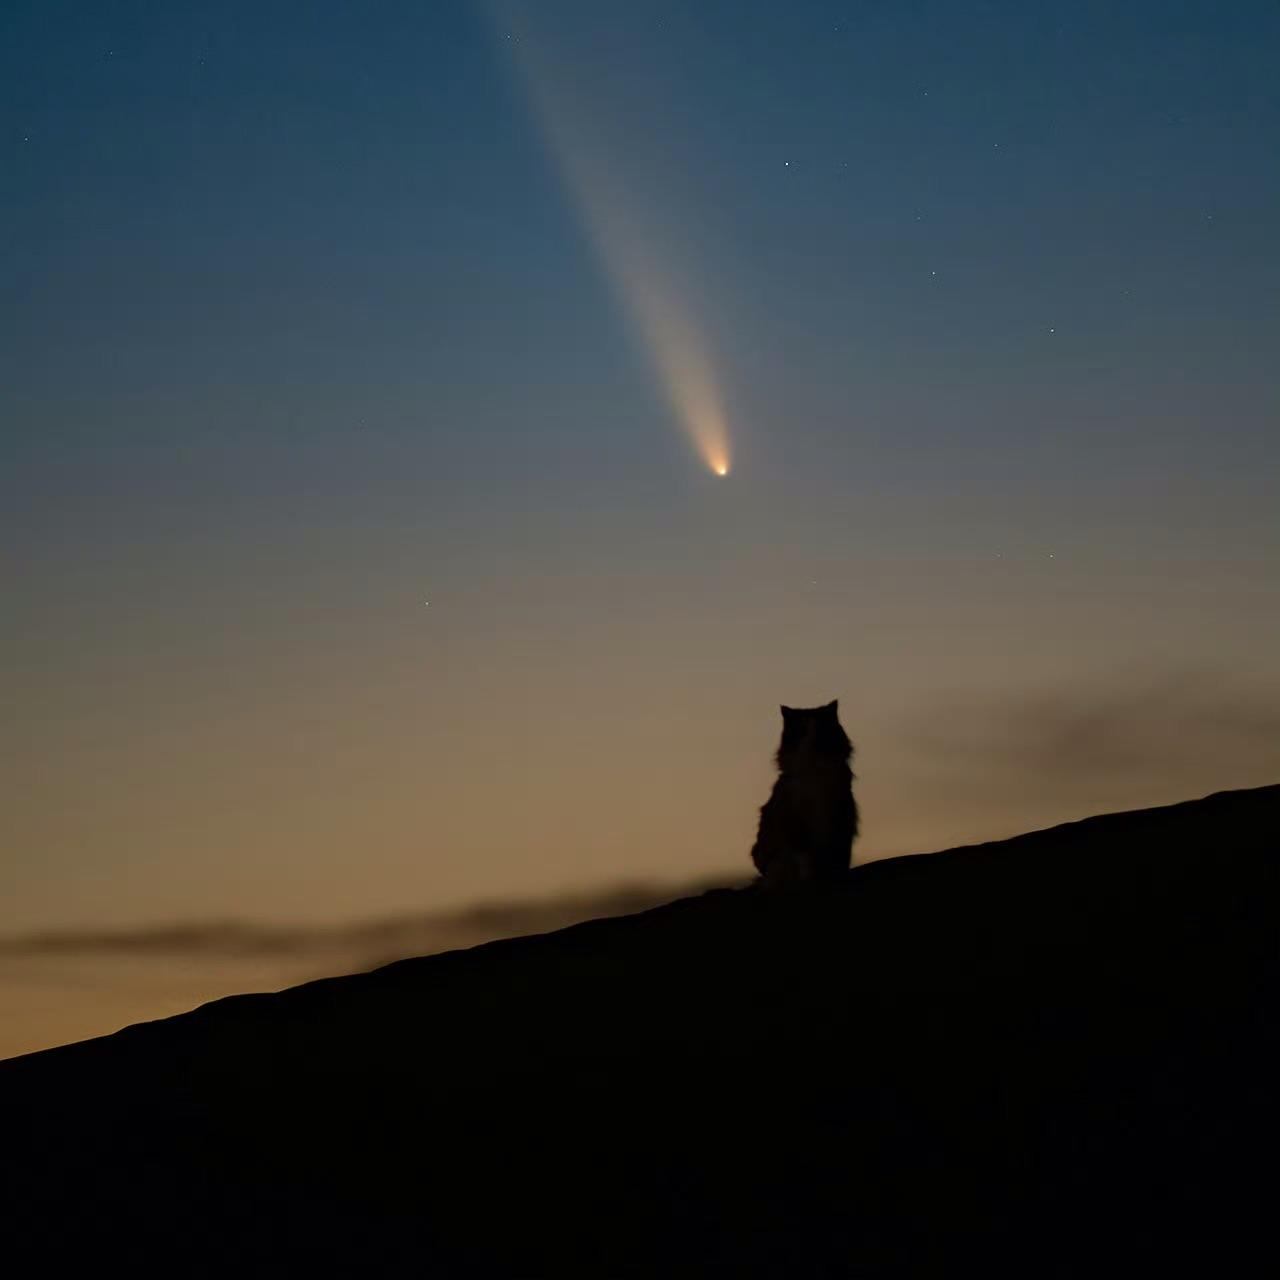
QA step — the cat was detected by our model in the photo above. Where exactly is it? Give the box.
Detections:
[750,700,858,888]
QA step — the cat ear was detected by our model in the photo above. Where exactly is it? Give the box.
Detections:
[825,699,839,714]
[780,705,793,718]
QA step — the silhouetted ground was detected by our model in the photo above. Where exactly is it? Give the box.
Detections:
[3,786,1277,1277]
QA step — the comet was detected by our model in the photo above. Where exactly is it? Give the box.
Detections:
[490,7,732,478]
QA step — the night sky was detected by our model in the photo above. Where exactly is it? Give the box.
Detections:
[5,0,1279,962]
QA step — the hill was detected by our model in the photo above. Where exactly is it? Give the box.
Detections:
[3,785,1277,1276]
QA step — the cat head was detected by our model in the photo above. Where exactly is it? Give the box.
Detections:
[777,700,852,766]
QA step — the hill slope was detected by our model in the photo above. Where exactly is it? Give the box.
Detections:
[3,786,1277,1276]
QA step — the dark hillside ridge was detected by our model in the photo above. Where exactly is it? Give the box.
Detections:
[4,785,1277,1276]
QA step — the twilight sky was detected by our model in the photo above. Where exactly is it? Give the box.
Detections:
[4,0,1279,963]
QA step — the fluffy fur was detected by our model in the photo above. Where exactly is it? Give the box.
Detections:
[750,700,858,888]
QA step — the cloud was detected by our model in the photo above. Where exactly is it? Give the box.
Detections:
[0,879,734,963]
[900,664,1280,795]
[0,878,745,1058]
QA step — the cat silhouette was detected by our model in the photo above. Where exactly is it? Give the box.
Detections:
[750,700,858,887]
